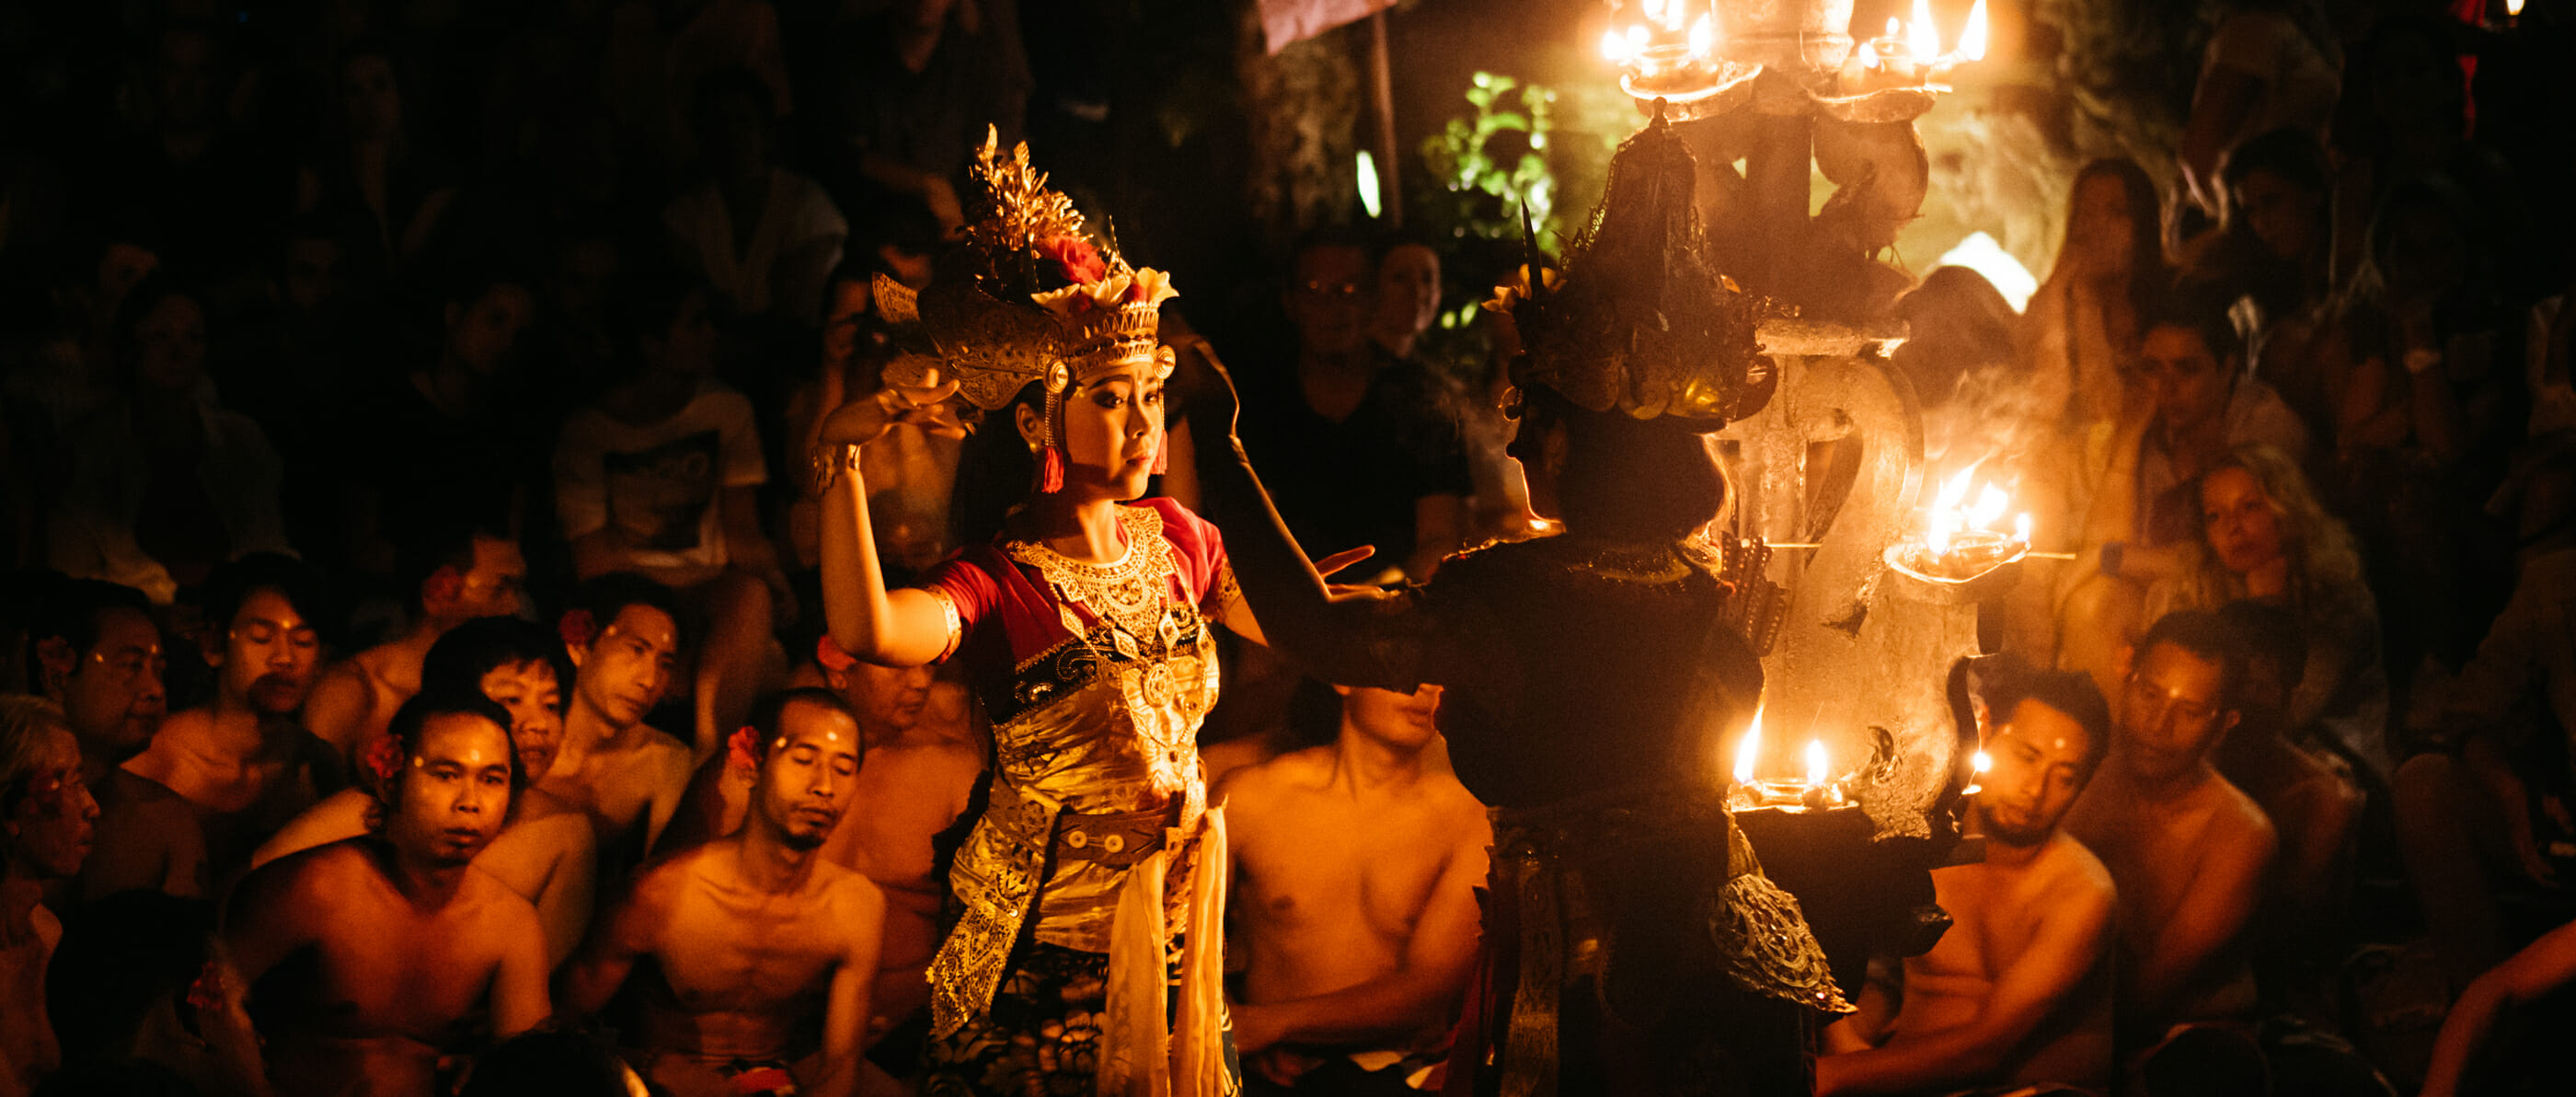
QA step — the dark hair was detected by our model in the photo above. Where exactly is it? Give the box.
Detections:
[199,553,332,644]
[606,263,711,373]
[1527,389,1728,540]
[2218,126,2330,198]
[422,618,573,710]
[396,521,504,617]
[2139,283,2246,366]
[950,381,1047,546]
[1290,225,1374,268]
[2214,599,2306,710]
[689,64,775,134]
[2135,609,2246,710]
[460,1027,639,1097]
[24,578,155,690]
[441,265,535,313]
[44,890,219,1066]
[740,687,861,767]
[375,689,523,814]
[2056,158,2170,317]
[567,573,684,651]
[108,271,205,388]
[1992,664,2113,777]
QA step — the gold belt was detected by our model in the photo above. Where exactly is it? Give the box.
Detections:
[1052,802,1180,868]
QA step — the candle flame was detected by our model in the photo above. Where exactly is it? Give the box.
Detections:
[2507,0,2525,15]
[1958,0,1989,61]
[1733,705,1763,785]
[1909,0,1941,65]
[1643,0,1666,25]
[1926,467,1974,554]
[1805,738,1829,787]
[1688,14,1713,57]
[1972,749,1992,773]
[1601,28,1635,62]
[2013,512,2032,545]
[1886,17,1900,37]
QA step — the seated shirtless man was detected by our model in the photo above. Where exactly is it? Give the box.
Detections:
[561,688,883,1097]
[305,524,526,768]
[1219,683,1489,1094]
[1818,666,2118,1095]
[124,554,341,891]
[250,618,597,967]
[25,578,205,906]
[2062,610,2277,1063]
[224,691,549,1097]
[538,575,694,878]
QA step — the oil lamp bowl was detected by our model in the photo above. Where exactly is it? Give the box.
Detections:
[1883,536,2026,600]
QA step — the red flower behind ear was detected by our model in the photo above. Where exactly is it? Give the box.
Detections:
[362,735,405,791]
[727,726,762,773]
[558,609,597,650]
[1038,235,1107,285]
[186,961,225,1011]
[814,636,857,673]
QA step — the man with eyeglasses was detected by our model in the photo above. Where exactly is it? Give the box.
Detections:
[123,553,344,895]
[2062,609,2277,1076]
[25,577,208,907]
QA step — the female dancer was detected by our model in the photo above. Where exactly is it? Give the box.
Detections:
[813,133,1277,1097]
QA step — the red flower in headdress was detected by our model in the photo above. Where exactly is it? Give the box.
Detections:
[558,608,597,650]
[187,961,226,1011]
[727,725,763,773]
[362,734,406,791]
[1039,235,1107,286]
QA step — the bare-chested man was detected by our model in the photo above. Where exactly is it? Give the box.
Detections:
[2,697,99,1097]
[25,579,207,906]
[305,525,526,767]
[1818,667,2118,1095]
[539,575,694,877]
[1218,683,1489,1095]
[250,618,597,966]
[125,554,341,891]
[561,688,883,1097]
[2063,610,2277,1057]
[224,692,548,1097]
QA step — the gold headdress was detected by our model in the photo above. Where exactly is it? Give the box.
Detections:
[878,127,1179,412]
[1485,106,1769,426]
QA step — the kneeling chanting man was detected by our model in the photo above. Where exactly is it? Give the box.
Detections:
[223,691,550,1097]
[561,687,883,1097]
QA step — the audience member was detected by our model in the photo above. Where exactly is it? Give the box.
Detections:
[1232,231,1470,583]
[38,891,264,1097]
[2176,1,2340,222]
[561,688,881,1097]
[786,266,960,575]
[294,40,457,284]
[2201,129,2337,439]
[662,65,844,327]
[834,0,1032,237]
[45,275,293,603]
[304,524,527,765]
[223,691,548,1097]
[1819,666,2116,1095]
[457,1027,647,1097]
[536,574,693,875]
[23,579,202,907]
[2,696,98,1096]
[120,554,338,892]
[1218,683,1488,1094]
[2019,158,2171,448]
[2063,611,2277,1057]
[2064,296,2307,702]
[353,269,541,571]
[555,270,789,758]
[1367,240,1442,364]
[2420,914,2576,1097]
[250,618,597,967]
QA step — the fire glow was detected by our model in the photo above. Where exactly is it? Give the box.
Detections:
[1923,467,2028,557]
[1730,704,1852,812]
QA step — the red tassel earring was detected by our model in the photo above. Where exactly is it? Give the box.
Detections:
[1040,445,1065,493]
[1151,439,1168,477]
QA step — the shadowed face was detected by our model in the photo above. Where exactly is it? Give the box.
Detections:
[2201,466,2285,577]
[1339,683,1443,752]
[386,712,514,867]
[2141,324,2233,438]
[824,660,932,736]
[1975,699,2097,847]
[479,660,565,783]
[7,724,98,880]
[2119,642,2237,782]
[753,700,863,849]
[135,293,209,394]
[1375,244,1441,340]
[2231,167,2320,263]
[1288,245,1370,357]
[48,606,167,760]
[572,606,680,730]
[211,588,320,717]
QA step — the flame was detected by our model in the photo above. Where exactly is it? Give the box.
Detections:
[1969,484,2008,527]
[1733,704,1764,785]
[1909,0,1941,65]
[2013,513,2032,545]
[1602,28,1636,62]
[1926,467,1975,554]
[1805,739,1830,787]
[1926,464,2022,556]
[1688,14,1713,57]
[2508,0,2526,15]
[1643,0,1666,24]
[1958,0,1989,61]
[1972,749,1993,773]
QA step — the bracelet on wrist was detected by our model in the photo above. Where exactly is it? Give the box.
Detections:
[806,443,859,496]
